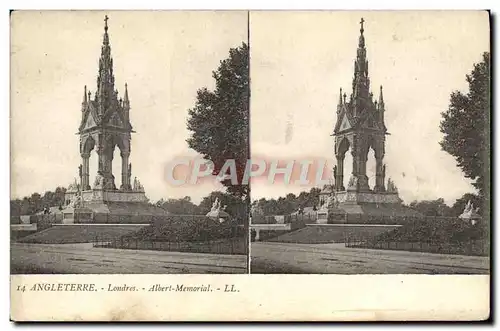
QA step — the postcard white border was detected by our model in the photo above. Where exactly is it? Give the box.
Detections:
[3,0,497,326]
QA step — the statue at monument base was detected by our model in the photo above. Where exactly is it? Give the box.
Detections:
[316,193,332,218]
[206,198,230,223]
[93,173,105,190]
[63,172,167,224]
[316,177,421,223]
[459,200,481,225]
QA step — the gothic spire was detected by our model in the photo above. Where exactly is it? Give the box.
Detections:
[103,15,109,45]
[359,17,365,47]
[123,83,130,125]
[96,15,116,115]
[352,17,370,113]
[81,85,87,114]
[82,85,87,104]
[378,85,385,109]
[123,83,130,106]
[337,88,343,113]
[378,85,386,131]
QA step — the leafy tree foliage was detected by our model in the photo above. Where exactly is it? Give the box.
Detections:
[186,43,249,198]
[450,193,482,216]
[10,187,67,216]
[408,198,453,217]
[440,52,490,198]
[252,187,321,216]
[155,196,201,215]
[198,191,248,223]
[153,191,247,225]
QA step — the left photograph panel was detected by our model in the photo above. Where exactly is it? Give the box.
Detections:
[10,11,250,274]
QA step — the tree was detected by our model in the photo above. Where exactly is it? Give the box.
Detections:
[440,52,490,198]
[199,191,247,224]
[10,200,21,217]
[408,198,453,217]
[29,193,42,214]
[53,187,67,207]
[450,193,482,217]
[186,43,249,198]
[156,196,202,215]
[252,187,322,216]
[10,186,67,216]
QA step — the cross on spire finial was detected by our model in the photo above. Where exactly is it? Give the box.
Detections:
[104,15,109,31]
[360,18,365,34]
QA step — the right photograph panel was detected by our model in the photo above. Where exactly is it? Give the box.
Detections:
[249,11,490,274]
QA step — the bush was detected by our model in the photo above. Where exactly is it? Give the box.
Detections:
[251,215,276,224]
[354,217,490,256]
[123,217,245,242]
[10,216,21,224]
[327,212,346,224]
[30,214,57,232]
[373,218,487,243]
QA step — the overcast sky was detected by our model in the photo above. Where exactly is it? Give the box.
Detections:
[11,11,490,206]
[250,11,489,205]
[11,11,247,204]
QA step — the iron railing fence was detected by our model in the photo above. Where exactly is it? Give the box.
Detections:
[92,235,247,255]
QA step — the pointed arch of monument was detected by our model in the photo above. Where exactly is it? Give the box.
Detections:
[79,135,97,190]
[118,134,133,188]
[334,136,352,191]
[336,136,351,158]
[362,135,384,159]
[80,135,96,155]
[98,133,132,190]
[371,135,386,192]
[362,135,377,190]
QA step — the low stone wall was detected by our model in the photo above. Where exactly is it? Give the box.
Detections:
[66,189,148,204]
[335,191,400,204]
[82,213,155,224]
[11,224,37,231]
[81,190,148,203]
[250,223,292,241]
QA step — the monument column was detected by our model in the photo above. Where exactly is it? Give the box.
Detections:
[105,147,116,189]
[348,146,370,192]
[347,149,358,190]
[357,154,370,192]
[81,153,91,190]
[374,141,386,192]
[96,144,105,175]
[374,157,386,192]
[336,157,345,191]
[107,149,114,177]
[96,144,115,189]
[121,152,130,190]
[359,155,367,178]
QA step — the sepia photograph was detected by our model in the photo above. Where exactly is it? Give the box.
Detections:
[10,11,249,274]
[8,9,492,322]
[249,11,490,275]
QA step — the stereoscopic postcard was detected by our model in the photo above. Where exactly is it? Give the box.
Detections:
[10,10,490,321]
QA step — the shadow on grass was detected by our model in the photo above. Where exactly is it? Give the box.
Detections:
[10,263,68,275]
[250,259,309,274]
